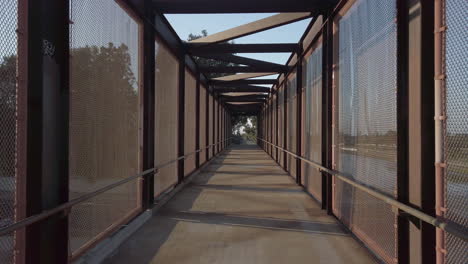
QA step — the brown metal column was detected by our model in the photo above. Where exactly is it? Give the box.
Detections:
[217,101,221,153]
[283,82,288,170]
[177,54,185,184]
[142,2,155,207]
[195,73,200,168]
[322,15,334,214]
[212,94,216,156]
[407,1,436,263]
[275,90,279,162]
[25,1,69,262]
[205,86,209,162]
[397,0,410,262]
[296,46,303,185]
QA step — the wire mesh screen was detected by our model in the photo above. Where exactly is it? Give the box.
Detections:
[154,40,179,196]
[0,0,18,262]
[443,0,468,262]
[287,73,297,178]
[333,0,397,262]
[200,85,207,164]
[69,0,141,255]
[278,84,284,167]
[184,70,196,175]
[303,43,323,201]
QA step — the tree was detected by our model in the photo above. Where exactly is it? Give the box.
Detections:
[70,43,139,181]
[0,55,17,179]
[186,30,236,79]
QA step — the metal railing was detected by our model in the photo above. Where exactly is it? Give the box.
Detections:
[0,138,232,236]
[256,137,468,242]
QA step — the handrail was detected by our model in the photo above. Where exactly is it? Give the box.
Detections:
[0,138,232,236]
[256,137,468,242]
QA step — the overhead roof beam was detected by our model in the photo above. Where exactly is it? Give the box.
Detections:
[213,85,271,93]
[222,98,266,103]
[152,0,337,13]
[200,65,288,74]
[210,79,277,85]
[188,43,298,54]
[189,13,311,44]
[221,95,267,103]
[212,72,277,81]
[196,54,284,68]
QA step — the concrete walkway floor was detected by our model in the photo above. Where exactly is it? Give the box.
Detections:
[106,144,377,264]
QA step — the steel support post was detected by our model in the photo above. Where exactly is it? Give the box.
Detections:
[142,0,155,208]
[283,82,288,170]
[177,54,185,183]
[296,46,303,185]
[205,87,209,162]
[195,73,201,168]
[25,1,69,262]
[397,0,410,262]
[322,15,334,214]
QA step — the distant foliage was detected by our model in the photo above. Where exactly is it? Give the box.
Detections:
[0,55,16,179]
[186,30,236,78]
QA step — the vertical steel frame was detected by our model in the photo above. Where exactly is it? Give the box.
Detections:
[212,94,216,155]
[296,46,303,185]
[195,73,201,168]
[434,0,446,263]
[322,13,333,213]
[275,91,279,162]
[15,0,28,262]
[205,87,210,162]
[177,54,185,183]
[283,82,288,170]
[25,0,70,263]
[142,0,156,208]
[397,0,410,262]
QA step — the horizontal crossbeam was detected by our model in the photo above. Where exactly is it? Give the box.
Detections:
[188,43,298,54]
[210,79,277,85]
[152,0,337,13]
[189,13,311,44]
[200,65,288,74]
[196,54,284,68]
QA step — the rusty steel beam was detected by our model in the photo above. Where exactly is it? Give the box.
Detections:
[189,13,311,44]
[177,53,185,184]
[152,0,337,13]
[25,0,70,263]
[210,79,277,85]
[213,85,271,93]
[212,72,277,81]
[200,65,288,74]
[197,54,285,68]
[188,43,299,54]
[142,3,156,208]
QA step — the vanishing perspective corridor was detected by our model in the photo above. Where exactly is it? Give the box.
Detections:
[106,144,376,264]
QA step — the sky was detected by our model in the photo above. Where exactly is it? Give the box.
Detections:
[165,13,311,65]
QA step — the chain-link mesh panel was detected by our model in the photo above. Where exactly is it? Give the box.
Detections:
[444,0,468,262]
[303,43,322,201]
[185,70,196,175]
[333,0,397,262]
[287,73,297,177]
[155,40,178,196]
[69,0,141,255]
[0,1,18,262]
